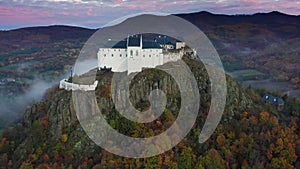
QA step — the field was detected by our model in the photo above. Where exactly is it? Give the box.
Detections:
[228,69,268,81]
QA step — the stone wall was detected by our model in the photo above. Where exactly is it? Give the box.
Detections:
[59,79,98,91]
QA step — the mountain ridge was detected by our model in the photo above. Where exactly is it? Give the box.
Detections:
[1,10,299,32]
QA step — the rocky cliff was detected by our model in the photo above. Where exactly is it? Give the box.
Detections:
[5,56,254,167]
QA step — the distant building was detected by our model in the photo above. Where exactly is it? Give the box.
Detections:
[262,94,284,109]
[6,78,15,82]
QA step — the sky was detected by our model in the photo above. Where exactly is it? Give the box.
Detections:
[0,0,299,30]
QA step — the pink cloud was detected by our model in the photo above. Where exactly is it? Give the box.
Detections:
[87,8,93,16]
[0,0,299,30]
[242,0,258,5]
[0,5,55,25]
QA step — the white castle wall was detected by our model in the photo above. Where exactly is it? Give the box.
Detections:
[97,36,184,74]
[139,49,163,69]
[98,47,165,74]
[59,79,98,91]
[98,48,127,72]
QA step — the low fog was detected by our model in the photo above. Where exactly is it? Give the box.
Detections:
[0,78,58,128]
[0,59,98,129]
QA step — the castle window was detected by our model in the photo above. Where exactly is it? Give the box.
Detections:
[130,50,133,57]
[112,54,114,57]
[136,50,138,56]
[104,54,106,57]
[149,55,151,57]
[120,54,122,57]
[143,55,145,57]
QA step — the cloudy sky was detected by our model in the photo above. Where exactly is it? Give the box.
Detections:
[0,0,299,30]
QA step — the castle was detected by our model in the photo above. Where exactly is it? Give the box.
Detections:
[98,35,183,74]
[60,35,186,91]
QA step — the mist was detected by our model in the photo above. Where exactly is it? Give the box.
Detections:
[0,78,59,128]
[0,59,98,129]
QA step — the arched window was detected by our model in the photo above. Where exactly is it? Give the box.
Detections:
[136,50,138,56]
[120,54,122,57]
[112,54,114,57]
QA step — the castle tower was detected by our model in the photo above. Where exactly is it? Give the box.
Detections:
[127,35,142,73]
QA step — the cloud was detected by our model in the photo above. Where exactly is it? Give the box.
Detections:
[0,0,299,29]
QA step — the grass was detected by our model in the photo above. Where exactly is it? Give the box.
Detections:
[229,69,268,81]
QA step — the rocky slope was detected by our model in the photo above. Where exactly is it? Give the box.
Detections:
[1,56,298,168]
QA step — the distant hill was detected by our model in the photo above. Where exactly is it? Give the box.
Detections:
[0,25,95,53]
[177,11,300,88]
[177,11,300,27]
